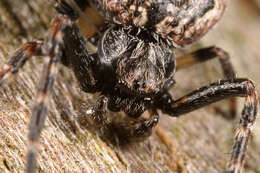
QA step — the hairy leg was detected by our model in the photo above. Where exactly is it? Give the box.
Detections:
[176,46,236,118]
[26,17,66,173]
[27,15,101,172]
[0,1,102,172]
[156,78,258,173]
[0,15,99,172]
[0,17,66,173]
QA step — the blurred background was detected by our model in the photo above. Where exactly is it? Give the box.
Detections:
[0,0,260,172]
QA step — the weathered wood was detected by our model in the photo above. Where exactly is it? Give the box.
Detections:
[0,0,259,172]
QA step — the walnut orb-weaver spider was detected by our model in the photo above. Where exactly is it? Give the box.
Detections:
[0,0,258,173]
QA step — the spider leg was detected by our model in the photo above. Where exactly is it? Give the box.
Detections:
[26,17,67,173]
[0,41,43,86]
[156,78,258,173]
[176,46,236,118]
[52,0,82,20]
[0,14,97,172]
[26,14,100,172]
[176,46,235,78]
[0,17,73,173]
[53,0,104,39]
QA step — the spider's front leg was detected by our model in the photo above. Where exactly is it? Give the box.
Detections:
[27,16,100,172]
[156,79,258,173]
[176,46,237,118]
[176,46,235,80]
[0,18,65,173]
[0,14,98,172]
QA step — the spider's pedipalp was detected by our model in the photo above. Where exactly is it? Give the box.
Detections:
[111,108,159,141]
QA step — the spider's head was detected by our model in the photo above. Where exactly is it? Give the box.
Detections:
[98,26,176,96]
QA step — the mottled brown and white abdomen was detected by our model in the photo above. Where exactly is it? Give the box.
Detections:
[92,0,228,47]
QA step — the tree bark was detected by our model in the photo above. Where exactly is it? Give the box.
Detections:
[0,0,260,172]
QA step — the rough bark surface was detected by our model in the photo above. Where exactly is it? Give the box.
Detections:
[0,0,260,173]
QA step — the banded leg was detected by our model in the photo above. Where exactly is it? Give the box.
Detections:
[157,78,258,173]
[26,17,67,173]
[26,14,100,172]
[0,1,98,173]
[0,41,43,86]
[176,46,236,118]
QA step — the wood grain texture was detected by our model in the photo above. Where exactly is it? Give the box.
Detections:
[0,0,259,172]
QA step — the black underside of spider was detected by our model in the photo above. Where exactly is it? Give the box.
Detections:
[0,0,258,173]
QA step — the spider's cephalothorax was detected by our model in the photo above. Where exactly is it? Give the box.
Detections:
[98,26,176,96]
[69,25,176,117]
[1,0,258,173]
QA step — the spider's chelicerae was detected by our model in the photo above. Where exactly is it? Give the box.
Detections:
[0,0,258,172]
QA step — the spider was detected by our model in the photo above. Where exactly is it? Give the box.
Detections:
[0,0,258,173]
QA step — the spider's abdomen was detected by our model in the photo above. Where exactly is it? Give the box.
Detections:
[92,0,227,47]
[98,26,175,96]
